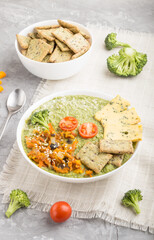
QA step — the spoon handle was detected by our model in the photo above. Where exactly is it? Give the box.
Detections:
[0,113,12,141]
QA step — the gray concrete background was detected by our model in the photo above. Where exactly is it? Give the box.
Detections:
[0,0,154,239]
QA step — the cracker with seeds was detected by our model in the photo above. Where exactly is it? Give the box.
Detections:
[16,34,31,49]
[109,155,124,167]
[55,39,70,52]
[71,48,88,59]
[65,33,90,53]
[99,139,134,154]
[52,27,74,43]
[76,142,112,173]
[49,46,72,63]
[26,39,51,62]
[36,29,55,41]
[58,19,90,39]
[35,24,60,30]
[58,19,80,34]
[95,95,130,122]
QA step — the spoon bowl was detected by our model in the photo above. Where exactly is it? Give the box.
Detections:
[0,89,26,141]
[7,89,26,113]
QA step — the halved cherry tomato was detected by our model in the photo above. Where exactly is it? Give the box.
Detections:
[59,117,78,131]
[50,201,72,223]
[79,122,98,138]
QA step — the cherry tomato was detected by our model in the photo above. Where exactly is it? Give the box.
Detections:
[50,201,72,223]
[79,122,98,138]
[59,117,78,131]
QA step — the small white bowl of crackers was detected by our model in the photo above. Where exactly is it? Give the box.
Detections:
[15,19,92,80]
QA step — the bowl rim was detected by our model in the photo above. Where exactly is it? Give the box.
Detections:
[15,19,93,65]
[17,90,140,183]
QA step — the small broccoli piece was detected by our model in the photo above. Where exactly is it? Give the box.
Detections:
[31,109,49,129]
[122,189,143,214]
[107,47,147,77]
[5,189,30,218]
[105,33,130,50]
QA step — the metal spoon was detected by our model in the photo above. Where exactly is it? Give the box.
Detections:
[0,89,26,141]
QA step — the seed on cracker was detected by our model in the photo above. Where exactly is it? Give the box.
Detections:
[65,33,90,53]
[71,48,88,59]
[49,46,73,63]
[52,27,74,43]
[55,39,70,52]
[26,39,51,62]
[36,29,55,41]
[35,24,60,30]
[16,34,31,49]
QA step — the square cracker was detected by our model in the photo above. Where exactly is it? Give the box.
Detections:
[99,139,134,154]
[100,107,141,127]
[109,155,124,167]
[16,34,31,49]
[95,95,130,122]
[58,19,90,39]
[55,39,70,52]
[26,39,51,62]
[49,46,73,63]
[65,33,90,53]
[104,123,142,142]
[52,27,73,43]
[58,19,80,34]
[76,142,112,173]
[36,29,55,41]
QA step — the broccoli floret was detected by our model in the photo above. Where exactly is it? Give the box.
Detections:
[5,189,30,218]
[105,33,130,50]
[107,47,147,77]
[122,189,143,214]
[31,109,49,129]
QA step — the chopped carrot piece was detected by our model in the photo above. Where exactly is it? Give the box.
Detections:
[0,80,2,84]
[0,71,6,79]
[0,86,3,92]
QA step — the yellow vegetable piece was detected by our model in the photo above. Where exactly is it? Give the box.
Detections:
[0,86,4,92]
[0,80,2,84]
[0,71,6,79]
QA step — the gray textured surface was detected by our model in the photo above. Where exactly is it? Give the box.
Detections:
[0,0,154,239]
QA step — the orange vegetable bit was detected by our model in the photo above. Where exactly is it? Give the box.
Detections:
[0,71,6,79]
[0,86,4,92]
[0,80,2,84]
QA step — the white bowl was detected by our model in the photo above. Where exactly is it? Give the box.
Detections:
[15,20,93,80]
[17,90,140,183]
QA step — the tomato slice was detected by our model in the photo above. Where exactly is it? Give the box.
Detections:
[79,122,98,138]
[59,117,78,131]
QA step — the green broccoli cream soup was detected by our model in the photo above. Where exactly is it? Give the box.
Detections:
[22,95,134,178]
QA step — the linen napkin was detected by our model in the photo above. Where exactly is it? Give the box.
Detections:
[0,25,154,233]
